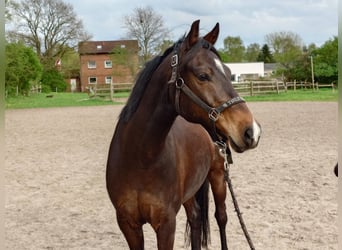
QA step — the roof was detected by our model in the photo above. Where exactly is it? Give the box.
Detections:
[78,40,139,55]
[264,63,278,71]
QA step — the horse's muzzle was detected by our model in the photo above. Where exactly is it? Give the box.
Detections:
[229,119,261,153]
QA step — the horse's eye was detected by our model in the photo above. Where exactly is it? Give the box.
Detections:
[198,73,210,82]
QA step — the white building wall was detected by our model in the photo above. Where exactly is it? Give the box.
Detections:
[225,62,264,82]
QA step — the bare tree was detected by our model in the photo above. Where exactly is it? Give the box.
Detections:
[9,0,92,67]
[123,6,169,63]
[265,31,303,68]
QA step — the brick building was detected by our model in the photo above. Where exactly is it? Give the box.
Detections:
[78,40,139,92]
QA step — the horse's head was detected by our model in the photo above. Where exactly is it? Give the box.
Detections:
[167,20,261,152]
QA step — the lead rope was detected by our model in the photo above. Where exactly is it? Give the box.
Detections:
[216,142,256,250]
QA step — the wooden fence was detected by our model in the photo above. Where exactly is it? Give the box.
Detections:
[85,80,335,100]
[87,83,134,100]
[232,80,286,96]
[233,80,336,96]
[285,80,336,91]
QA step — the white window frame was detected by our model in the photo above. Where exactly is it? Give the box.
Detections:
[105,76,112,84]
[88,77,97,84]
[104,60,112,68]
[88,60,96,69]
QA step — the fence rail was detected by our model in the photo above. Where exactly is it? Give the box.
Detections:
[233,80,336,96]
[232,81,286,96]
[86,83,134,100]
[285,80,336,91]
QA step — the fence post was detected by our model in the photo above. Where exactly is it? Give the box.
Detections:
[276,81,279,94]
[110,82,114,102]
[294,80,296,91]
[250,81,253,96]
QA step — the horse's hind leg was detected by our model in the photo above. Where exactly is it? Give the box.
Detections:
[183,198,202,249]
[116,213,144,250]
[208,164,228,250]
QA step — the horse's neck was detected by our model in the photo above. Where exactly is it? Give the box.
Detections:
[123,81,176,164]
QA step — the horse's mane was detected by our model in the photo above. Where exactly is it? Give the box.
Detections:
[119,39,183,123]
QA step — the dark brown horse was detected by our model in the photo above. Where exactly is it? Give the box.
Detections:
[106,20,261,250]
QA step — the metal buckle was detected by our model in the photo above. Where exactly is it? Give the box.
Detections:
[208,108,220,121]
[215,141,230,170]
[175,78,184,89]
[171,54,178,67]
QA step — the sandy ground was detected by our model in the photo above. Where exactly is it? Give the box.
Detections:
[5,102,338,250]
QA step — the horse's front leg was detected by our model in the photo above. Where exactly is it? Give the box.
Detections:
[208,165,228,250]
[116,211,144,250]
[152,212,177,250]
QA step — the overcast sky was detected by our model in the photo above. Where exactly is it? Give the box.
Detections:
[64,0,337,49]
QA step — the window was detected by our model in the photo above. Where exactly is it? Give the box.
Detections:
[105,76,112,84]
[120,44,126,49]
[88,77,97,84]
[104,60,112,68]
[96,45,102,50]
[88,60,96,69]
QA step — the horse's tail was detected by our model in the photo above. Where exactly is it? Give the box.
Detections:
[198,179,211,247]
[185,179,210,248]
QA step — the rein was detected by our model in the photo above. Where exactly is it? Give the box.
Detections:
[217,142,256,250]
[167,40,245,144]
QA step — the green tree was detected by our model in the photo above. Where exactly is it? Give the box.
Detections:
[245,43,260,62]
[5,42,42,96]
[265,31,303,81]
[257,44,274,63]
[312,36,338,84]
[5,0,16,21]
[59,46,80,80]
[287,43,317,82]
[222,36,245,62]
[217,49,229,62]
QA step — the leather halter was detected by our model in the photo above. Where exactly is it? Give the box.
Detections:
[168,40,245,148]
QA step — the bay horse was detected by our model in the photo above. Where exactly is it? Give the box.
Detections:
[106,20,261,250]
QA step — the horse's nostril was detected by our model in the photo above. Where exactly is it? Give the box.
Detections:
[244,127,254,145]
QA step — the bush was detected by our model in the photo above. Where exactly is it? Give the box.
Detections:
[41,69,67,93]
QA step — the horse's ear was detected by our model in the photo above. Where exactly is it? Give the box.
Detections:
[203,22,219,45]
[184,20,200,49]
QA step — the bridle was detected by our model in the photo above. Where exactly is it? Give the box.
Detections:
[167,39,245,149]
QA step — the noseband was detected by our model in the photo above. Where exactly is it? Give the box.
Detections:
[167,40,245,146]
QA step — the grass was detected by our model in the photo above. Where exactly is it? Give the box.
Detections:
[5,88,338,109]
[244,88,338,102]
[5,92,130,109]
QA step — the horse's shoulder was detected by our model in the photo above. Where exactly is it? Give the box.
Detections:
[172,116,212,143]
